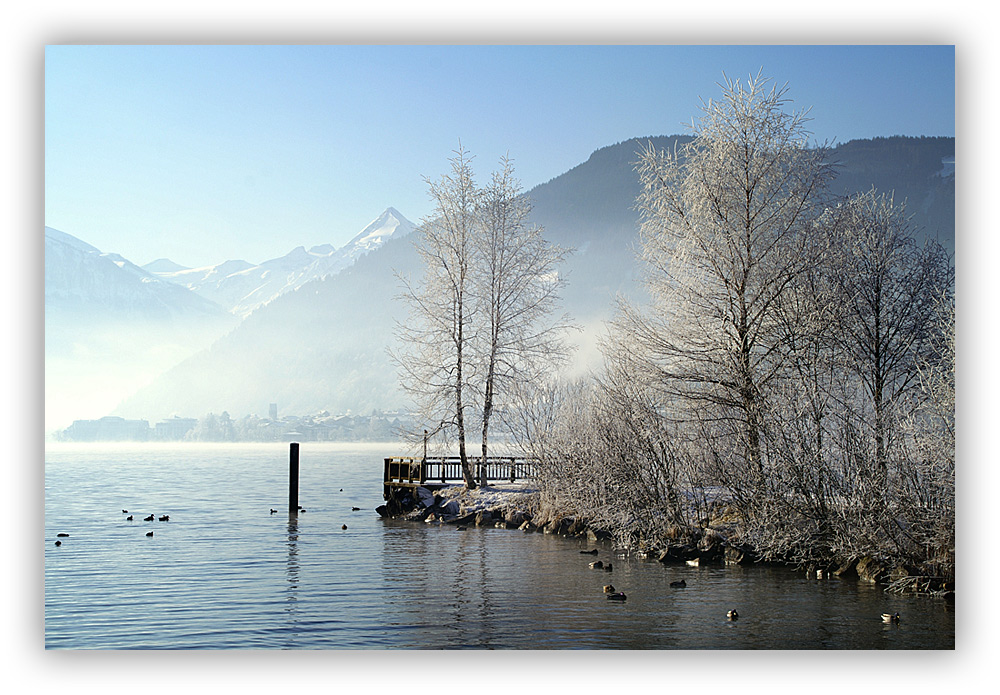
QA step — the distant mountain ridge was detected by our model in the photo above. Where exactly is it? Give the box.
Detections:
[108,135,955,426]
[44,226,240,432]
[43,135,954,432]
[527,134,955,321]
[145,207,415,317]
[45,225,230,321]
[44,208,413,431]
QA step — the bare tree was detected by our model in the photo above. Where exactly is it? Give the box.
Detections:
[826,189,952,481]
[494,74,954,576]
[393,148,573,489]
[622,72,835,497]
[392,146,480,488]
[901,289,955,576]
[509,372,698,550]
[473,155,573,485]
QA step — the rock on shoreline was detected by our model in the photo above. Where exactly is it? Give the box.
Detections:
[378,482,544,529]
[375,483,954,596]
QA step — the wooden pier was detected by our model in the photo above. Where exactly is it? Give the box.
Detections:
[383,455,536,500]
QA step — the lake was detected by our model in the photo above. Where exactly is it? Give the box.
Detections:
[44,442,955,649]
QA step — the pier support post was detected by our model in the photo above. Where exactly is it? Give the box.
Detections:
[289,442,300,516]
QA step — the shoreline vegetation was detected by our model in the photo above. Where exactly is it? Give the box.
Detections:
[377,482,955,599]
[390,75,954,598]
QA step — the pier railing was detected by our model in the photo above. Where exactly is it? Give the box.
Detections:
[383,455,537,498]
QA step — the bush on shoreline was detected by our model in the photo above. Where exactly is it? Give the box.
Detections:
[379,481,954,596]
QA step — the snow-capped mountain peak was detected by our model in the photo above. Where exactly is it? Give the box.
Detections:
[45,226,101,255]
[146,207,415,318]
[346,207,413,253]
[44,227,230,321]
[142,258,191,274]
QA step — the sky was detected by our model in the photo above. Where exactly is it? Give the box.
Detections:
[44,44,955,268]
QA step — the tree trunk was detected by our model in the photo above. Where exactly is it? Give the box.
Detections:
[480,371,494,488]
[455,294,476,489]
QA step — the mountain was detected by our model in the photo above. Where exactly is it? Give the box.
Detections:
[45,226,230,321]
[103,136,953,426]
[45,227,240,431]
[148,207,415,318]
[522,134,956,343]
[113,232,417,423]
[825,136,955,252]
[142,258,191,274]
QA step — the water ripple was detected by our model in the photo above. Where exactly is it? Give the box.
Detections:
[46,443,954,649]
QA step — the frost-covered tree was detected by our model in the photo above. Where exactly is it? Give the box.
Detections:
[902,289,955,575]
[473,155,572,485]
[393,148,572,489]
[826,189,952,481]
[393,146,480,488]
[621,72,835,494]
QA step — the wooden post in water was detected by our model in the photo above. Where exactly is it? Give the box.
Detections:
[289,442,300,516]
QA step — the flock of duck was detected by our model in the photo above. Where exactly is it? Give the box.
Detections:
[49,509,169,545]
[49,506,904,628]
[582,548,732,613]
[127,510,167,536]
[580,548,900,624]
[51,497,369,548]
[122,509,168,537]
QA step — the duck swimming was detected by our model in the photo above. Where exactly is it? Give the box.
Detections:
[606,592,627,601]
[158,515,170,521]
[604,563,613,572]
[882,612,900,623]
[146,531,154,537]
[143,515,154,521]
[589,560,604,569]
[670,579,686,588]
[603,584,615,593]
[126,515,133,521]
[580,549,599,555]
[727,610,739,620]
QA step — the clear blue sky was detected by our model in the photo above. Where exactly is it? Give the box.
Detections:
[45,44,955,268]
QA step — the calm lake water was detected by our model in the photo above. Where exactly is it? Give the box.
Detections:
[44,442,955,649]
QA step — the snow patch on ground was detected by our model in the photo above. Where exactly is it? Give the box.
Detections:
[434,482,539,514]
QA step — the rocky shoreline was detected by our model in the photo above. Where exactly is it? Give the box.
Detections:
[376,483,955,600]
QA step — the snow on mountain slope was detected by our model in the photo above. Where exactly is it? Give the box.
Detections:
[44,226,239,432]
[147,207,415,318]
[142,258,191,274]
[45,226,229,320]
[45,226,101,255]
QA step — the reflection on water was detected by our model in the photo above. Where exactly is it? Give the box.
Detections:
[285,517,299,601]
[44,443,955,649]
[375,519,954,650]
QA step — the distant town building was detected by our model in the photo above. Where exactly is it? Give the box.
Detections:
[63,416,151,441]
[269,403,278,421]
[154,416,198,440]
